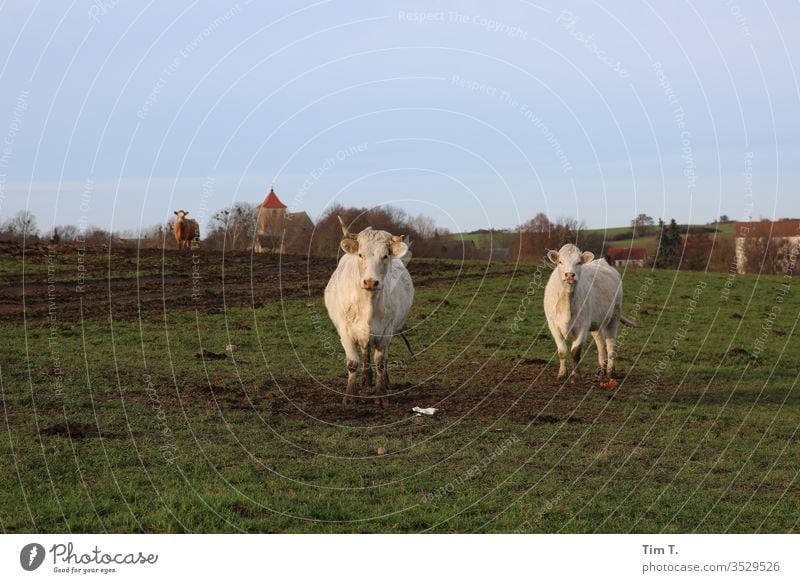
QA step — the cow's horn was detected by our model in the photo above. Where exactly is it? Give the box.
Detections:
[338,216,352,238]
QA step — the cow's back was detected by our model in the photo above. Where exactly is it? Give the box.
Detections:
[580,259,622,325]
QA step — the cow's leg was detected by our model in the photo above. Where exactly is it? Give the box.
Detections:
[547,321,569,380]
[569,329,588,382]
[605,321,619,379]
[360,341,373,393]
[591,330,607,377]
[374,344,390,409]
[342,341,359,405]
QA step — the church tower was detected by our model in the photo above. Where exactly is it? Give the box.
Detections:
[257,187,287,235]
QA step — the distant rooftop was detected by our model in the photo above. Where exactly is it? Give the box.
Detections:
[258,188,287,209]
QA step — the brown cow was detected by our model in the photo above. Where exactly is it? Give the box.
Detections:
[173,210,200,250]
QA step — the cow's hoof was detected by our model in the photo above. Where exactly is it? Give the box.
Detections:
[569,373,581,384]
[595,367,607,378]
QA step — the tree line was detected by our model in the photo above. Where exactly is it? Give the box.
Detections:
[2,207,794,274]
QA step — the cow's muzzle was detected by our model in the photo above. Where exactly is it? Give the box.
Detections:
[362,279,380,291]
[563,272,577,284]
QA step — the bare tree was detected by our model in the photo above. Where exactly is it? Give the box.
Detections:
[0,210,39,240]
[51,224,80,242]
[520,212,552,233]
[410,213,437,239]
[631,213,655,236]
[206,202,257,251]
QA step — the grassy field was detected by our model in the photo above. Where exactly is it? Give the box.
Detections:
[451,223,734,255]
[0,242,798,533]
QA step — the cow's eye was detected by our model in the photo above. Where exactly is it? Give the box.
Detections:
[383,254,389,259]
[358,253,363,258]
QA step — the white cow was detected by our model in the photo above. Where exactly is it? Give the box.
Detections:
[325,218,414,407]
[544,244,637,381]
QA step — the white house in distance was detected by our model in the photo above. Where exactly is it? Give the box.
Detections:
[607,246,647,268]
[735,219,800,274]
[253,188,314,254]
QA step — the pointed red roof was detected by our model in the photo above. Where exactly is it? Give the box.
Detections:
[258,188,286,209]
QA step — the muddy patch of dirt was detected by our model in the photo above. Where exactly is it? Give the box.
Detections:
[40,421,105,439]
[259,367,635,427]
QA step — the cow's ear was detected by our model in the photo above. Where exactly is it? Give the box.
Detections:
[546,250,560,264]
[340,238,359,255]
[174,211,178,215]
[184,211,189,216]
[581,251,594,263]
[390,239,409,258]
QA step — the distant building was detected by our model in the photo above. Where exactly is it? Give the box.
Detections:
[607,246,647,267]
[734,219,800,274]
[253,188,314,254]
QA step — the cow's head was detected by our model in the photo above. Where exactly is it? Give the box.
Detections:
[174,210,188,220]
[339,216,408,292]
[547,244,594,289]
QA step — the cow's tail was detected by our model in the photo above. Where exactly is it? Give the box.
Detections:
[400,331,416,358]
[620,314,640,328]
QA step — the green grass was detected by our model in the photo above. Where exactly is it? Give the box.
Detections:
[1,254,798,533]
[451,222,733,254]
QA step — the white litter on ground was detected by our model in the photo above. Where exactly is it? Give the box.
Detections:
[412,406,438,416]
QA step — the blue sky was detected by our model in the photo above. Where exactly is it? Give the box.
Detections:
[0,0,798,234]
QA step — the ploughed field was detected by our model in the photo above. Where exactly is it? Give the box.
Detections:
[0,241,798,533]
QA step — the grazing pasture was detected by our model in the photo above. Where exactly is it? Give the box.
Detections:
[0,241,797,533]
